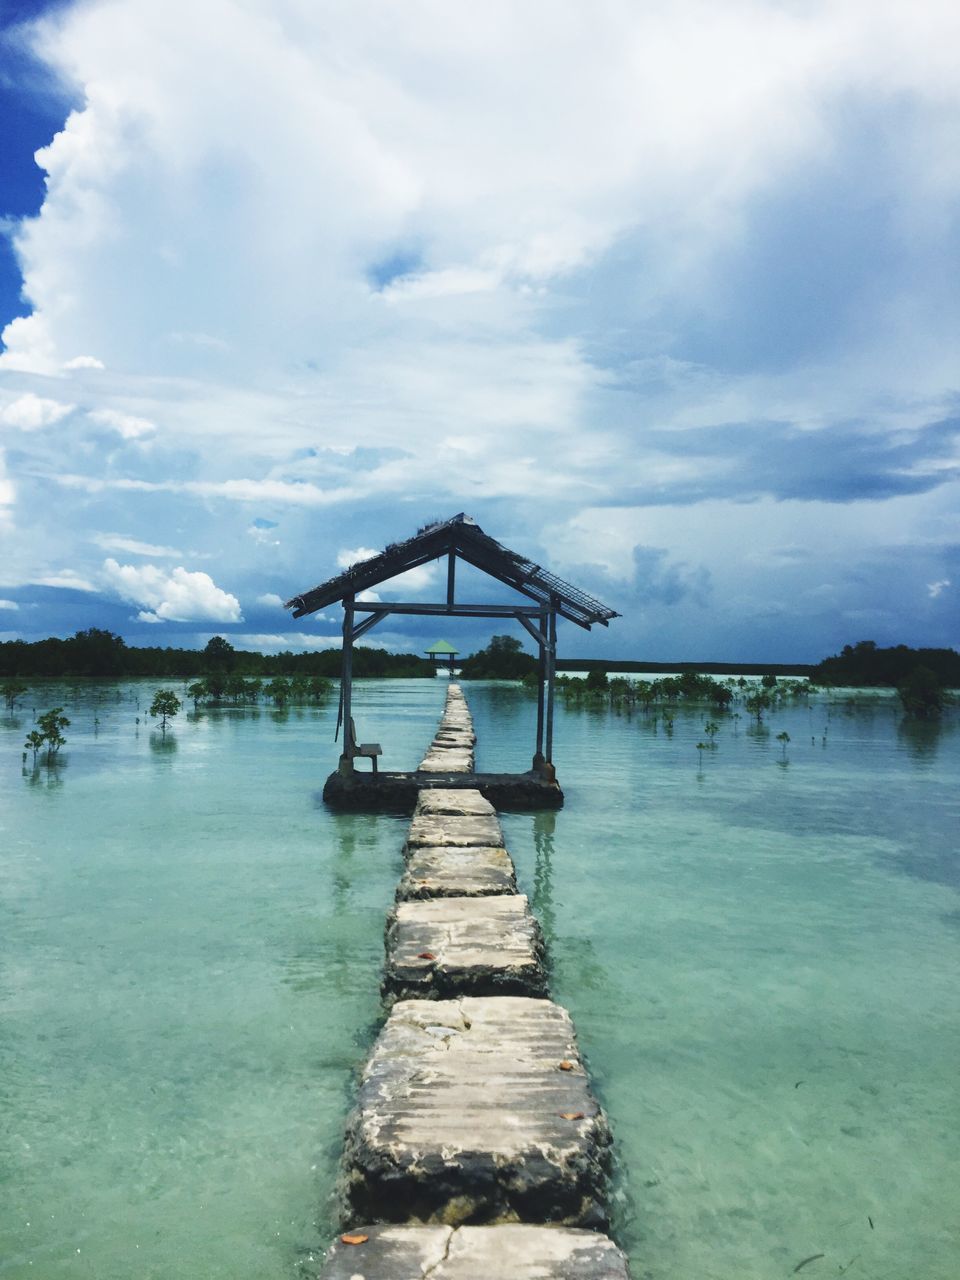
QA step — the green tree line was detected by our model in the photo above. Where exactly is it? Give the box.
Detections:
[809,640,960,688]
[0,629,433,679]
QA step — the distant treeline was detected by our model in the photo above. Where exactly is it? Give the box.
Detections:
[808,641,960,688]
[556,658,815,677]
[2,629,957,689]
[0,629,433,679]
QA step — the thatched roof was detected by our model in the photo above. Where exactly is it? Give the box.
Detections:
[285,513,618,631]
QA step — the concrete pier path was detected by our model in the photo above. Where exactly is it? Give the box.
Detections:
[340,997,610,1228]
[397,843,517,900]
[397,782,519,900]
[316,685,629,1278]
[383,895,547,999]
[311,1224,629,1279]
[418,684,477,772]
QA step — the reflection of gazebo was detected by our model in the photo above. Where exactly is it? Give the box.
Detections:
[285,513,618,788]
[425,639,458,674]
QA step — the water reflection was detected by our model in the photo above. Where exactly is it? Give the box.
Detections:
[896,715,946,763]
[531,811,557,949]
[149,732,178,755]
[330,813,359,914]
[23,762,65,789]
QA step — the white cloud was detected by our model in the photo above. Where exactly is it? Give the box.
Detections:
[92,533,181,556]
[336,545,439,594]
[63,355,105,370]
[102,559,242,622]
[0,1,958,658]
[165,331,229,351]
[233,633,341,651]
[0,599,19,610]
[248,519,280,545]
[32,570,98,592]
[337,547,379,569]
[256,592,284,607]
[927,579,950,598]
[0,314,58,374]
[87,408,156,439]
[1,393,74,431]
[0,450,15,524]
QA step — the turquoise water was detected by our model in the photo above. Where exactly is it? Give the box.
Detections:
[1,679,958,1279]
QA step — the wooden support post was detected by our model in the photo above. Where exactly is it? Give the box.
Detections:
[544,607,557,778]
[533,617,546,770]
[446,549,456,608]
[339,594,355,774]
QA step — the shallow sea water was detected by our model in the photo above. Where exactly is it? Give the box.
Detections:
[1,678,958,1279]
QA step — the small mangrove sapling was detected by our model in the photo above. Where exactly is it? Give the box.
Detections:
[3,679,28,710]
[149,689,182,734]
[36,707,69,762]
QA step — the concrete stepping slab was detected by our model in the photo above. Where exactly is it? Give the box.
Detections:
[419,751,474,773]
[415,788,496,818]
[312,1223,630,1278]
[340,997,611,1227]
[397,845,517,900]
[384,895,546,1000]
[406,812,504,848]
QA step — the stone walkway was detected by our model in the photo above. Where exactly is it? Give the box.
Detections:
[311,685,630,1278]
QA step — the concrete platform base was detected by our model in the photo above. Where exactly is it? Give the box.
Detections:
[339,997,611,1228]
[397,845,517,900]
[322,770,563,813]
[311,1223,630,1279]
[383,896,546,1000]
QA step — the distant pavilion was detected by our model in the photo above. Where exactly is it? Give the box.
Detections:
[425,639,459,674]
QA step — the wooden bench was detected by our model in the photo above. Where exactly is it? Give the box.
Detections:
[350,718,382,773]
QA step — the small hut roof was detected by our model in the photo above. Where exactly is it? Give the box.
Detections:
[285,513,619,631]
[425,639,458,654]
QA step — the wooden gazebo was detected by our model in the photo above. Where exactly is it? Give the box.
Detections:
[425,639,459,674]
[285,513,618,785]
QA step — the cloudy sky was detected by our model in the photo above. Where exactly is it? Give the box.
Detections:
[1,0,957,662]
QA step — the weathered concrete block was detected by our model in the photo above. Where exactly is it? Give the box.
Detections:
[340,997,611,1227]
[312,1223,630,1279]
[419,750,474,773]
[415,788,496,818]
[406,812,504,849]
[384,895,546,1000]
[433,732,477,747]
[397,845,517,900]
